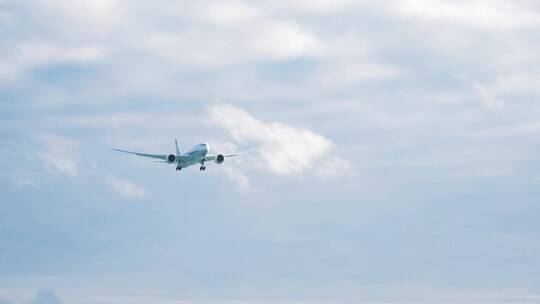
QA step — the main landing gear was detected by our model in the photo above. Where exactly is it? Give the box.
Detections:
[176,166,182,171]
[200,160,206,171]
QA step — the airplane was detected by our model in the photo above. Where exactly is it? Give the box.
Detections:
[113,140,240,172]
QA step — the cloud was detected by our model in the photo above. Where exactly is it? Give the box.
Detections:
[30,290,62,304]
[0,138,79,188]
[139,20,320,74]
[395,0,540,30]
[207,104,352,177]
[252,21,320,60]
[315,157,356,179]
[0,0,539,302]
[268,0,357,14]
[0,41,105,82]
[37,134,79,178]
[1,133,148,199]
[203,1,259,25]
[222,166,253,193]
[32,0,125,30]
[316,61,403,88]
[105,175,146,200]
[459,72,540,110]
[472,82,506,110]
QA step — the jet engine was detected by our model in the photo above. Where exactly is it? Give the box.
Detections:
[215,154,225,164]
[166,154,176,163]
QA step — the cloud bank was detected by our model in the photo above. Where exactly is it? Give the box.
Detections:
[2,0,540,303]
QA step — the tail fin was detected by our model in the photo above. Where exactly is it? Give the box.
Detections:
[175,139,181,155]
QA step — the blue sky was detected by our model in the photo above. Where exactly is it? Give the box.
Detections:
[1,0,540,303]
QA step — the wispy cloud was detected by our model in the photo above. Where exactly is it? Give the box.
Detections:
[104,175,145,200]
[221,165,253,193]
[37,134,79,178]
[1,133,149,200]
[207,103,352,177]
[0,41,105,82]
[459,72,540,110]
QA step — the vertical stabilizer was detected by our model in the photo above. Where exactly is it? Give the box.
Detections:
[175,139,181,155]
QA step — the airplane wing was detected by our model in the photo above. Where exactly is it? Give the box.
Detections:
[113,148,168,160]
[203,153,237,162]
[203,149,254,162]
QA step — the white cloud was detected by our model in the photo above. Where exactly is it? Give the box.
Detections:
[139,18,320,73]
[0,41,105,82]
[0,137,79,187]
[2,133,148,199]
[207,103,352,177]
[395,0,540,30]
[222,166,252,193]
[315,157,355,179]
[34,0,125,29]
[473,82,506,110]
[203,1,259,25]
[252,21,320,60]
[267,0,357,14]
[105,175,145,200]
[317,61,403,88]
[37,134,79,178]
[464,72,540,110]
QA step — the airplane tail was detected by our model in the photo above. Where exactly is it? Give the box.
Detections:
[175,139,181,156]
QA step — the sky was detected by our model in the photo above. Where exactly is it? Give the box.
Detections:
[1,0,540,303]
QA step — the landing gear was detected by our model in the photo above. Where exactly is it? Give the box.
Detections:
[176,166,182,171]
[200,160,206,171]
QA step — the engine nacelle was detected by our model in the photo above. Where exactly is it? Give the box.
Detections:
[166,154,176,163]
[215,154,225,164]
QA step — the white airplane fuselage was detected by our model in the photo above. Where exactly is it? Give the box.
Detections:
[175,143,209,169]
